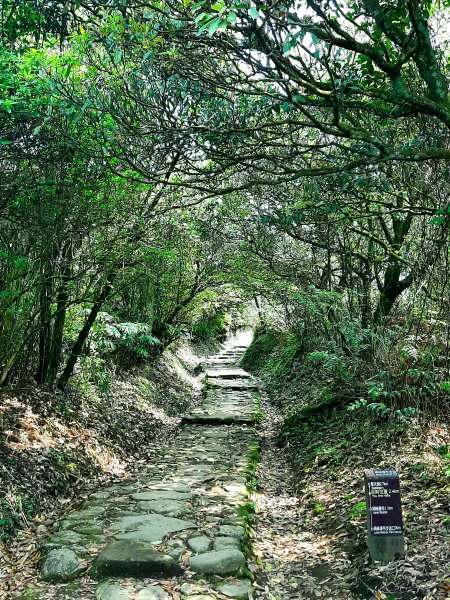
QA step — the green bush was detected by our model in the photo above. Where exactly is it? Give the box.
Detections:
[97,320,161,367]
[192,311,230,341]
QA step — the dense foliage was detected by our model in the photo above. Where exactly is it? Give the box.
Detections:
[0,0,449,417]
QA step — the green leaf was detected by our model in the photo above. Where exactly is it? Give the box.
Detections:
[194,11,206,23]
[281,101,294,112]
[283,39,291,54]
[198,17,215,34]
[211,0,226,12]
[207,17,224,35]
[250,7,259,19]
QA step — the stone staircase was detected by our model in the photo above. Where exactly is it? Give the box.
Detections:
[31,341,260,600]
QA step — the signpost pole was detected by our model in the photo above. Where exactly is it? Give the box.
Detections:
[364,469,405,562]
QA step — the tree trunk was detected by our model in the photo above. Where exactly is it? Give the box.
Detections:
[57,275,114,390]
[373,211,414,325]
[373,261,413,325]
[45,293,68,386]
[35,262,53,384]
[45,242,73,386]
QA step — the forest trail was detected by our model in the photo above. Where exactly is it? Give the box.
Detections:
[29,342,261,600]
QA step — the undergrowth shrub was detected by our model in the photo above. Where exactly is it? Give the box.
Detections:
[192,310,230,342]
[243,328,300,391]
[73,355,112,396]
[65,308,161,369]
[245,317,449,431]
[243,326,358,405]
[104,322,161,367]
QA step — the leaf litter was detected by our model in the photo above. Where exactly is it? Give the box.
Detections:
[251,386,449,600]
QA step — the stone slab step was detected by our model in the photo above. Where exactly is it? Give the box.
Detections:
[206,357,240,362]
[34,343,260,599]
[205,369,250,378]
[207,378,257,390]
[94,540,182,577]
[181,413,258,425]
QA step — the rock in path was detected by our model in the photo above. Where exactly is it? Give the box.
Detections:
[216,580,253,600]
[41,548,86,582]
[188,549,246,574]
[187,535,211,553]
[94,540,182,577]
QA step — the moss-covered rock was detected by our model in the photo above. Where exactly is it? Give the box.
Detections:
[40,548,86,582]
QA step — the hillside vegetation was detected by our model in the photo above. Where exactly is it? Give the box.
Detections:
[243,328,449,599]
[1,1,450,598]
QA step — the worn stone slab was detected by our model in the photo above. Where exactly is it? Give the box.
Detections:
[216,580,252,599]
[218,525,245,539]
[110,513,196,537]
[182,414,258,425]
[42,530,98,550]
[207,378,257,390]
[96,581,132,600]
[136,586,170,599]
[132,490,192,501]
[90,491,112,500]
[183,382,260,425]
[205,369,251,378]
[65,506,106,520]
[138,499,188,517]
[189,549,246,574]
[179,583,211,595]
[147,482,191,493]
[94,540,181,577]
[214,536,241,550]
[188,535,211,553]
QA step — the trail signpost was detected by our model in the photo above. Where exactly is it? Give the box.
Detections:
[364,469,405,562]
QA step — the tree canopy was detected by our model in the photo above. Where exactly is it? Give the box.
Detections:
[0,0,449,392]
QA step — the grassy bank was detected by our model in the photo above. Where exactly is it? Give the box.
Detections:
[243,329,449,600]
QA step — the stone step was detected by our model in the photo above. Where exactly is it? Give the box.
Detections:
[207,378,257,390]
[182,413,258,425]
[205,369,251,379]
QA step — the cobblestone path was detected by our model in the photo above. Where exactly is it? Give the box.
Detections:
[31,342,261,600]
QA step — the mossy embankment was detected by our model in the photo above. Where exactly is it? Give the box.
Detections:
[243,328,449,599]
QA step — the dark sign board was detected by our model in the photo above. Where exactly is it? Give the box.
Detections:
[367,470,403,536]
[364,469,405,561]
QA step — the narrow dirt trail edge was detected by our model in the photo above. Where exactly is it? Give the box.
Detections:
[21,342,261,600]
[251,392,307,600]
[252,388,354,600]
